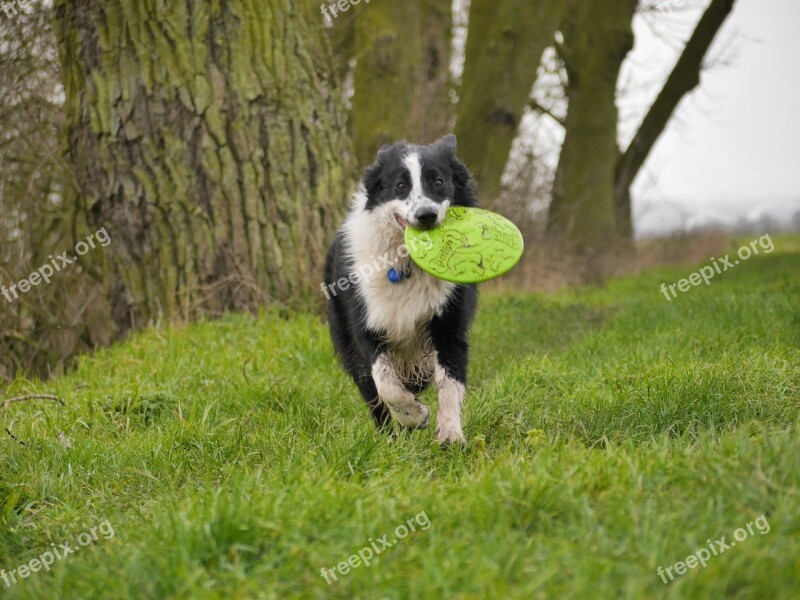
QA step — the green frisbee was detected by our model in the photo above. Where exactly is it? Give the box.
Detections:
[405,206,524,284]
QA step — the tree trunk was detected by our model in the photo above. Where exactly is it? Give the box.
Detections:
[327,4,357,87]
[547,0,635,251]
[615,0,737,238]
[351,0,452,164]
[55,0,352,334]
[455,0,573,204]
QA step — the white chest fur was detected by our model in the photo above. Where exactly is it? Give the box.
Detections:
[359,262,454,343]
[342,192,456,346]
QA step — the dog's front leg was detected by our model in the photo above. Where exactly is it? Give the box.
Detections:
[371,354,429,429]
[429,290,474,446]
[433,361,466,445]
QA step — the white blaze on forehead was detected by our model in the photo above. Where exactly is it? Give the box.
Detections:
[403,152,423,198]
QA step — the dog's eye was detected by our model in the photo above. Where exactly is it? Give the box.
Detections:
[396,182,407,192]
[435,178,444,188]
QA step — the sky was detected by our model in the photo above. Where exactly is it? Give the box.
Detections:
[623,0,800,235]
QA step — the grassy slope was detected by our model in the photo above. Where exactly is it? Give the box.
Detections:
[1,238,799,599]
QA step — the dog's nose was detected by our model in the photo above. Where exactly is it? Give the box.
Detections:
[414,209,438,228]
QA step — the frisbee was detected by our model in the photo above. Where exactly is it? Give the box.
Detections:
[405,206,524,284]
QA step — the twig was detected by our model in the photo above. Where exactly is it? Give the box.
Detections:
[5,428,26,446]
[242,359,252,385]
[1,394,65,409]
[1,395,65,447]
[1,394,65,420]
[241,406,257,429]
[230,406,258,449]
[529,100,566,127]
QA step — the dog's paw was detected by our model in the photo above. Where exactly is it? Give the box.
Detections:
[436,426,465,447]
[391,401,429,429]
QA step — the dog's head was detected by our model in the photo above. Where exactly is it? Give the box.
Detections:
[361,134,477,232]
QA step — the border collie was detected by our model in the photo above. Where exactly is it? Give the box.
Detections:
[324,134,478,445]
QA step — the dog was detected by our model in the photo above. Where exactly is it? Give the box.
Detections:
[323,134,478,445]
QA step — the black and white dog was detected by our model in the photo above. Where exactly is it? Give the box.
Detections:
[324,135,478,445]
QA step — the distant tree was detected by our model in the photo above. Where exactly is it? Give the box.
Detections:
[546,0,737,247]
[0,3,99,380]
[615,0,737,237]
[455,0,574,203]
[546,0,636,250]
[55,0,352,334]
[347,0,453,164]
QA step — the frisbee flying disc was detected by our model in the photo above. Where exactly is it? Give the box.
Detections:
[405,206,524,284]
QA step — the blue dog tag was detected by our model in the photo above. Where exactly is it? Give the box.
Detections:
[387,265,412,284]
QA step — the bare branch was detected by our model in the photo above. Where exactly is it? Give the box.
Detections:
[5,428,26,446]
[1,393,65,411]
[529,100,566,127]
[617,0,737,209]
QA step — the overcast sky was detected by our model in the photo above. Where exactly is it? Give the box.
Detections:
[624,0,800,234]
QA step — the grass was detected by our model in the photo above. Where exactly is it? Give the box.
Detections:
[1,236,799,599]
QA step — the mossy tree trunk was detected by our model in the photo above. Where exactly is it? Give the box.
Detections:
[454,0,573,203]
[55,0,352,333]
[351,0,452,164]
[327,2,356,87]
[546,0,635,251]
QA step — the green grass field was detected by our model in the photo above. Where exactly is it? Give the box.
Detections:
[1,237,799,599]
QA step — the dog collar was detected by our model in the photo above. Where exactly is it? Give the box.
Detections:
[387,265,413,284]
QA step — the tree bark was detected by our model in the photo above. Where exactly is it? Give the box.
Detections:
[350,0,452,164]
[455,0,573,204]
[615,0,737,237]
[547,0,635,251]
[327,3,357,87]
[55,0,352,334]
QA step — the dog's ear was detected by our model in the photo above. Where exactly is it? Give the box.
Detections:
[432,135,475,204]
[451,155,479,208]
[364,142,406,197]
[363,145,391,198]
[363,162,385,198]
[432,134,457,156]
[376,143,394,163]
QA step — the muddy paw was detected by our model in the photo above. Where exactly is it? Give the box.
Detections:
[392,401,429,429]
[437,426,465,447]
